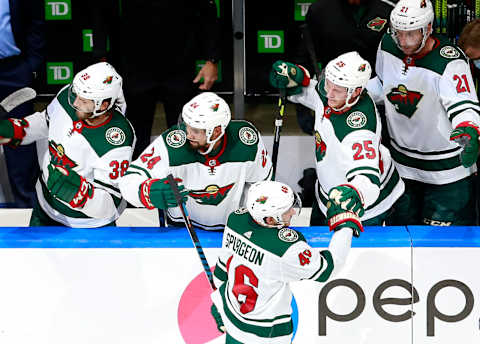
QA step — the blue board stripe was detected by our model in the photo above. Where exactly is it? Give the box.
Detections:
[0,226,477,248]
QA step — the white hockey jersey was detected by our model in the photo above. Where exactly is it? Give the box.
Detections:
[290,80,404,221]
[118,121,272,230]
[211,210,334,344]
[367,34,479,184]
[22,86,135,227]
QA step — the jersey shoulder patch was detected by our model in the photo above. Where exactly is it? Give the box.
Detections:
[160,126,197,166]
[226,212,307,257]
[415,36,468,74]
[82,111,135,157]
[221,120,260,163]
[330,92,378,141]
[278,227,299,243]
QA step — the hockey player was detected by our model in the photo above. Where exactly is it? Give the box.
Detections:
[367,0,480,225]
[0,62,135,227]
[269,51,405,228]
[210,180,356,343]
[118,92,272,230]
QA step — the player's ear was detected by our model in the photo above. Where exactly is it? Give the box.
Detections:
[265,216,276,226]
[353,87,363,98]
[100,99,111,112]
[211,125,222,139]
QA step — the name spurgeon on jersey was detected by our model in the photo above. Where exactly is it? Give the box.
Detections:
[225,232,265,266]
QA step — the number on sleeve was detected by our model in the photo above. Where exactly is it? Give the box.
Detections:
[232,265,259,314]
[109,160,129,179]
[298,249,312,266]
[352,140,376,160]
[139,147,161,170]
[453,74,471,93]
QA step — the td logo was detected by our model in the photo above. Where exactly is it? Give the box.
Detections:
[258,30,284,53]
[47,62,73,84]
[294,0,315,21]
[45,0,71,20]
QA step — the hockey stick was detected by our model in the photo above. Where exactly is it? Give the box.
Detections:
[166,174,216,291]
[0,87,37,118]
[271,88,286,181]
[441,0,447,34]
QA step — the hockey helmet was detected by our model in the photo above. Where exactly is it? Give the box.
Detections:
[181,92,231,155]
[319,51,372,111]
[246,181,302,229]
[68,62,123,118]
[390,0,434,54]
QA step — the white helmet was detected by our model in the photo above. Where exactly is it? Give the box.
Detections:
[68,62,123,117]
[246,181,302,229]
[320,51,372,111]
[390,0,434,54]
[181,92,231,155]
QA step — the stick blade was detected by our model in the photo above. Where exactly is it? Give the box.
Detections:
[1,87,37,112]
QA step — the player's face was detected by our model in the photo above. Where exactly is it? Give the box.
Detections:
[185,124,209,150]
[281,207,296,226]
[73,96,95,120]
[395,29,423,55]
[325,79,348,108]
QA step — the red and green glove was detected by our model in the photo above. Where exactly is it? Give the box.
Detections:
[47,164,94,208]
[269,60,310,96]
[450,121,480,168]
[0,118,29,147]
[327,185,364,237]
[139,177,188,209]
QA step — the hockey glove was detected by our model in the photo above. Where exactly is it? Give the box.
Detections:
[269,60,310,96]
[210,304,225,333]
[138,177,188,210]
[450,121,480,168]
[0,118,29,147]
[47,164,94,208]
[326,185,365,237]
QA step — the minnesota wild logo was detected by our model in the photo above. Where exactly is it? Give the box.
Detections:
[189,183,235,206]
[211,103,219,112]
[48,140,77,168]
[256,196,268,204]
[103,76,113,84]
[314,130,327,162]
[367,17,387,32]
[386,84,423,118]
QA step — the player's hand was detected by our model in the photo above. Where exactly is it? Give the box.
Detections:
[193,61,218,90]
[138,177,188,209]
[210,304,225,333]
[0,118,29,147]
[269,60,310,95]
[47,164,94,208]
[450,122,480,168]
[327,185,364,237]
[328,185,365,217]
